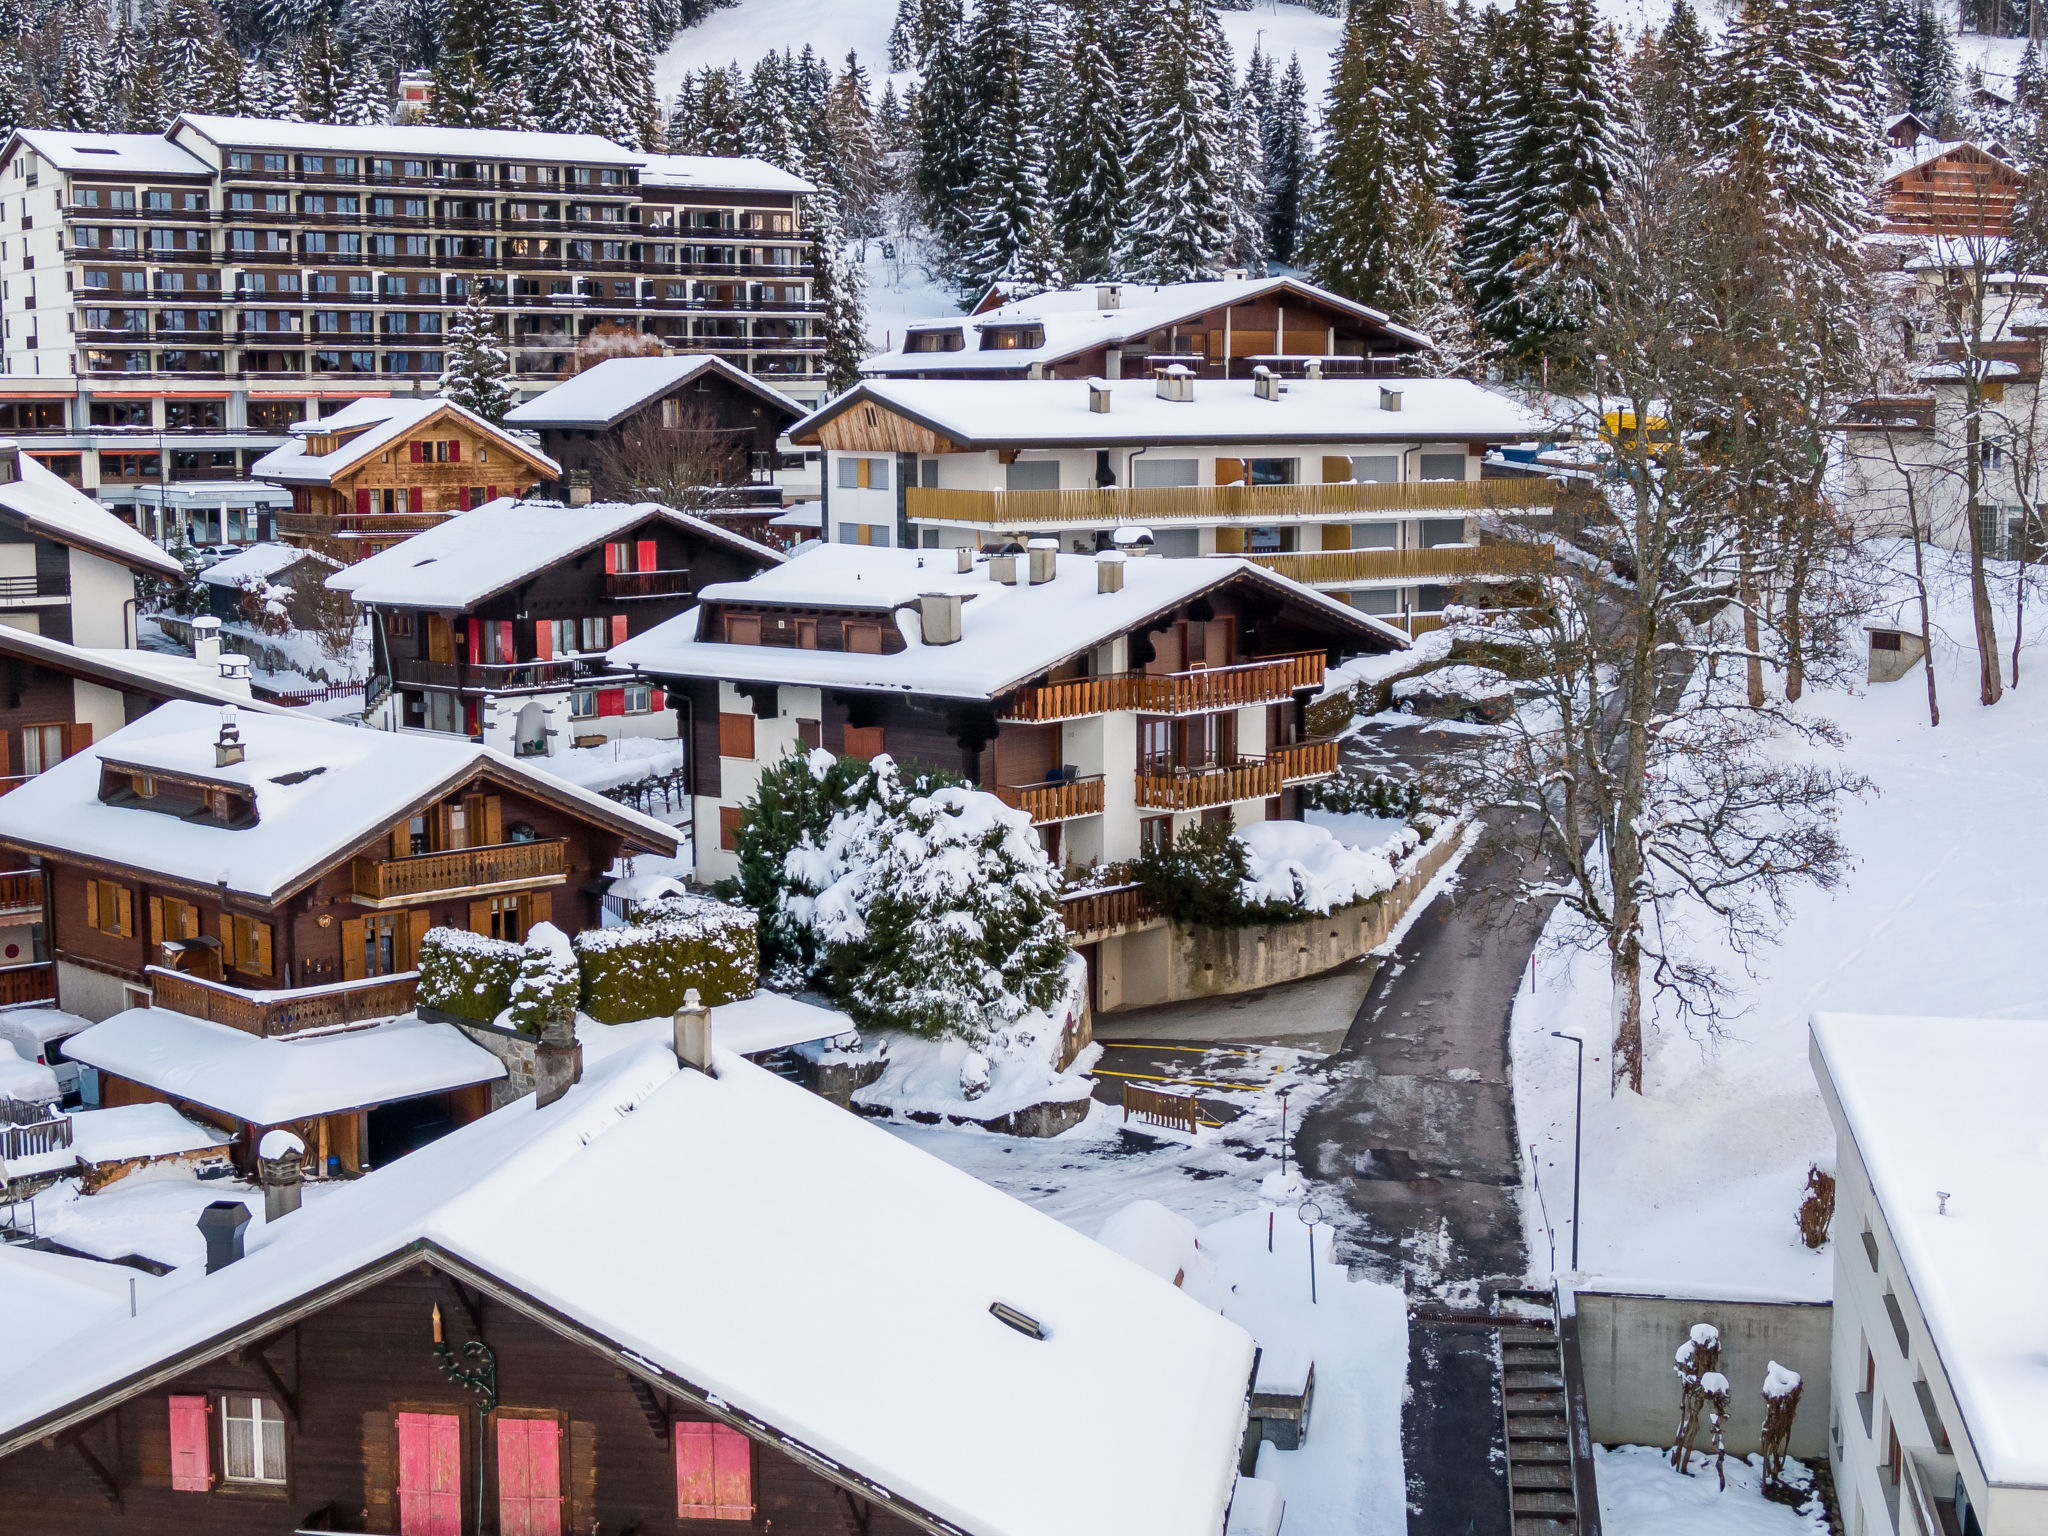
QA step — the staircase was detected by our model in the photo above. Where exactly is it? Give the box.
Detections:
[1501,1322,1579,1535]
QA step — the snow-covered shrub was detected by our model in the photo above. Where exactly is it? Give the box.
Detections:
[1237,819,1419,914]
[574,894,758,1023]
[1303,686,1361,740]
[417,927,522,1023]
[506,922,579,1036]
[1303,770,1423,820]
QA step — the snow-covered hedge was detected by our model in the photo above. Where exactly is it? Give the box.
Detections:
[1237,820,1421,914]
[508,922,580,1035]
[417,927,523,1023]
[574,893,758,1024]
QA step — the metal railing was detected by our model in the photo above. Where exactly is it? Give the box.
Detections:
[351,837,566,901]
[0,1115,72,1161]
[907,479,1563,528]
[1002,651,1326,723]
[991,775,1105,824]
[0,573,70,602]
[390,657,582,691]
[150,966,417,1039]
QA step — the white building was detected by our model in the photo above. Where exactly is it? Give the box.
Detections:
[0,437,181,647]
[1810,1011,2048,1536]
[792,372,1551,632]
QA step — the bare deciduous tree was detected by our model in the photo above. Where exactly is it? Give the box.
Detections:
[587,394,756,514]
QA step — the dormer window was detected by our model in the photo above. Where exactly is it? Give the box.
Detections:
[133,774,157,798]
[979,325,1044,351]
[905,327,964,354]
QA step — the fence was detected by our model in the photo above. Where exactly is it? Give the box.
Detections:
[1121,1081,1203,1134]
[0,1114,72,1160]
[261,682,366,708]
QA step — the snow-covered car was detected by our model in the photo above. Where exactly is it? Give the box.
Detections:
[0,1008,96,1104]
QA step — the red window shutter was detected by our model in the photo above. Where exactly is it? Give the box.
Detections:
[397,1411,462,1536]
[496,1417,562,1536]
[499,621,515,663]
[356,487,371,516]
[636,538,657,573]
[448,438,461,464]
[651,688,665,711]
[168,1395,210,1491]
[409,440,423,464]
[467,619,482,658]
[676,1424,716,1518]
[410,486,425,514]
[712,1426,754,1519]
[597,688,624,717]
[604,542,618,575]
[458,487,471,511]
[610,614,627,646]
[535,621,553,660]
[487,484,498,502]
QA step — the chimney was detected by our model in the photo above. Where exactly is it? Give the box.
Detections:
[1112,526,1154,557]
[197,1200,251,1273]
[988,553,1018,584]
[1088,378,1113,414]
[674,987,713,1072]
[567,469,593,507]
[533,1013,583,1107]
[1095,284,1122,311]
[1155,365,1194,403]
[1027,537,1058,585]
[192,614,222,672]
[215,705,245,768]
[919,591,963,644]
[218,654,252,690]
[1304,359,1324,382]
[954,545,974,574]
[258,1130,304,1223]
[1221,266,1249,282]
[1379,387,1404,413]
[1097,550,1125,593]
[1253,365,1280,402]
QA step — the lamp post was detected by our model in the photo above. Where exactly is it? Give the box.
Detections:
[1549,1032,1584,1273]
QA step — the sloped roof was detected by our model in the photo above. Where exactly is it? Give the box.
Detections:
[196,541,338,589]
[504,354,806,431]
[0,451,181,578]
[637,152,815,194]
[249,396,558,486]
[0,1040,1256,1536]
[0,625,280,712]
[0,700,675,901]
[170,114,645,165]
[327,498,783,609]
[5,129,211,176]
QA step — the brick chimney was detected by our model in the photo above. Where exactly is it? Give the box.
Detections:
[534,1013,583,1107]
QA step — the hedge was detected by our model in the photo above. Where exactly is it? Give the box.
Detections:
[574,894,759,1024]
[417,927,523,1024]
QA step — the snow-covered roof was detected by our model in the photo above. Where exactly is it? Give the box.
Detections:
[1811,1012,2048,1486]
[862,276,1429,377]
[249,395,557,486]
[0,449,181,577]
[68,1102,228,1164]
[171,114,646,165]
[327,497,781,608]
[637,152,815,194]
[64,1008,505,1124]
[1882,136,2015,183]
[0,1040,1256,1536]
[0,699,676,902]
[195,541,337,589]
[0,624,272,711]
[503,353,806,430]
[6,128,212,176]
[578,991,851,1060]
[794,375,1539,449]
[1901,235,2014,272]
[0,1245,167,1376]
[611,544,1406,700]
[0,1050,58,1106]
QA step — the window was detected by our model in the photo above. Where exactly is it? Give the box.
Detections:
[624,684,654,714]
[843,724,885,760]
[86,878,134,938]
[1249,458,1297,487]
[718,712,755,759]
[1417,451,1466,481]
[487,895,523,942]
[222,1395,287,1485]
[496,1416,563,1533]
[835,455,888,490]
[1140,815,1173,851]
[570,688,597,720]
[19,722,67,774]
[1420,518,1467,548]
[676,1422,754,1521]
[1350,454,1400,483]
[224,913,273,977]
[396,1411,461,1535]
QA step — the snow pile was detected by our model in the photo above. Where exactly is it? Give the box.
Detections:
[1097,1199,1228,1310]
[68,1104,226,1165]
[1391,664,1514,707]
[0,1050,60,1107]
[1762,1362,1801,1401]
[536,737,688,796]
[1594,1444,1827,1536]
[1237,819,1421,915]
[257,1129,305,1161]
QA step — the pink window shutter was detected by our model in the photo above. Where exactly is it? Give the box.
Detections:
[535,622,553,661]
[467,619,482,657]
[496,1417,563,1536]
[397,1411,462,1536]
[499,622,515,664]
[604,543,618,575]
[610,615,627,646]
[168,1395,210,1491]
[651,688,666,711]
[676,1424,717,1518]
[635,538,657,573]
[711,1425,755,1520]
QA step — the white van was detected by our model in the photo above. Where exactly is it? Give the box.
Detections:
[0,1008,96,1105]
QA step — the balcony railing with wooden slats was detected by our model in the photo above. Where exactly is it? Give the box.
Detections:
[350,838,567,902]
[908,478,1561,529]
[605,568,694,599]
[1134,758,1285,811]
[1245,543,1553,587]
[0,961,53,1006]
[0,868,41,915]
[150,966,417,1039]
[1002,651,1325,723]
[1060,883,1162,939]
[992,775,1105,824]
[1271,736,1342,783]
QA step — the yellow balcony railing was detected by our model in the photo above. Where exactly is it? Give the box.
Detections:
[350,838,566,902]
[907,479,1560,528]
[1134,759,1285,811]
[1271,737,1342,783]
[1002,651,1325,723]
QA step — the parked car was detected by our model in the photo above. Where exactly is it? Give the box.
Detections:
[0,1008,96,1105]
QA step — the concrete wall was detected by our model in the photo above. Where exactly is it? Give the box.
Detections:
[1575,1291,1834,1460]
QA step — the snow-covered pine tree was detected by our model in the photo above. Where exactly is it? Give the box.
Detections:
[55,4,114,132]
[600,0,663,149]
[1119,0,1232,282]
[530,0,618,135]
[689,66,752,155]
[875,79,906,150]
[1443,1,1505,212]
[2017,39,2045,118]
[1264,53,1311,263]
[1052,0,1130,279]
[912,9,977,266]
[745,52,803,171]
[791,44,836,178]
[887,0,919,69]
[1214,34,1269,274]
[294,23,349,122]
[826,54,887,241]
[1460,0,1558,354]
[808,184,871,392]
[1904,0,1959,127]
[1642,0,1712,156]
[439,288,516,423]
[337,50,388,126]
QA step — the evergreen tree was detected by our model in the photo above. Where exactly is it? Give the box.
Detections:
[1119,0,1232,282]
[294,22,350,122]
[602,0,662,149]
[809,185,870,391]
[954,0,1051,297]
[825,54,886,240]
[439,288,515,423]
[1051,0,1129,278]
[1641,0,1711,156]
[1214,38,1268,273]
[1903,0,1958,126]
[887,0,918,69]
[1264,53,1310,264]
[912,10,976,262]
[55,3,113,132]
[1442,0,1501,211]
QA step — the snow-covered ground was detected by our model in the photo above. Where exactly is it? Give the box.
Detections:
[1514,550,2048,1301]
[1596,1445,1829,1536]
[861,242,965,353]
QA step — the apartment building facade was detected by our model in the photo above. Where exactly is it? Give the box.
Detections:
[0,118,821,550]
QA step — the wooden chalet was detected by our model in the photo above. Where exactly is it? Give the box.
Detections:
[0,699,676,1030]
[331,499,781,747]
[253,397,560,558]
[0,1036,1257,1536]
[1880,139,2023,238]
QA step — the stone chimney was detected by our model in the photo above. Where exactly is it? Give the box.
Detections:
[533,1013,583,1108]
[197,1200,251,1273]
[988,553,1018,585]
[192,614,222,672]
[1026,538,1057,585]
[919,592,963,644]
[1112,526,1155,557]
[1303,359,1324,382]
[1097,550,1126,594]
[954,546,974,574]
[1095,284,1122,311]
[1155,365,1194,404]
[567,469,593,507]
[1253,365,1280,402]
[674,988,713,1073]
[1379,386,1404,413]
[258,1130,304,1222]
[1088,379,1113,414]
[215,705,245,768]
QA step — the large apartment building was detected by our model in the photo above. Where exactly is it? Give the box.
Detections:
[0,116,821,551]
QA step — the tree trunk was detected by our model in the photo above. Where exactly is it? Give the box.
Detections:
[1784,544,1808,703]
[1740,546,1765,708]
[1965,387,2005,706]
[1609,917,1643,1095]
[1910,511,1941,728]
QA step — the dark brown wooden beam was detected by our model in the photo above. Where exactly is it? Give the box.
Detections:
[628,1376,671,1446]
[63,1427,122,1512]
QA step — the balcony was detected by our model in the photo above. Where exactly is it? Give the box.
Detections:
[992,774,1105,824]
[1135,758,1285,811]
[604,568,694,599]
[1247,543,1553,587]
[0,572,70,605]
[0,961,53,1007]
[1060,883,1162,940]
[350,837,567,905]
[0,868,41,916]
[391,657,583,692]
[907,478,1562,530]
[276,510,452,540]
[1002,651,1325,722]
[150,965,417,1039]
[1271,736,1341,783]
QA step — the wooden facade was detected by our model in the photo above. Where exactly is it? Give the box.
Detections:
[1880,142,2022,237]
[523,367,806,499]
[0,1257,934,1536]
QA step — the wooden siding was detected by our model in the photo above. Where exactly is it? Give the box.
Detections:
[907,478,1560,528]
[1881,146,2022,236]
[806,405,957,454]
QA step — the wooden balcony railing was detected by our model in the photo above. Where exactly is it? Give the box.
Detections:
[991,775,1105,824]
[1271,737,1342,783]
[1245,543,1553,586]
[0,961,54,1006]
[605,568,693,599]
[1002,651,1325,722]
[1059,883,1161,940]
[391,657,583,691]
[0,868,41,914]
[351,837,566,902]
[276,510,453,539]
[149,966,418,1039]
[1134,758,1285,811]
[907,478,1562,528]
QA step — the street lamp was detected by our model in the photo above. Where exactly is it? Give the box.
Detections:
[1550,1031,1584,1273]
